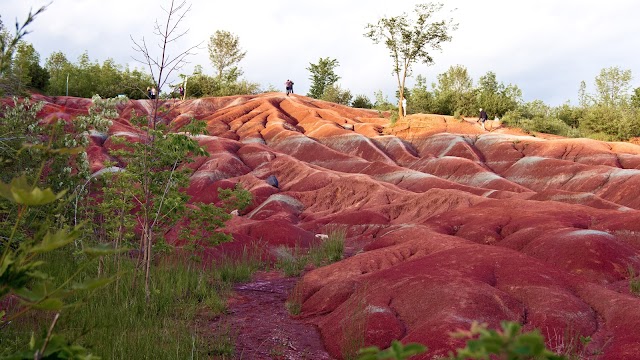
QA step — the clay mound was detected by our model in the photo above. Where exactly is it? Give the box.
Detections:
[17,93,640,359]
[297,245,603,359]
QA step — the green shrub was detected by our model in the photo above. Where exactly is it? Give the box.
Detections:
[448,321,563,360]
[585,132,616,142]
[214,245,264,285]
[629,266,640,296]
[358,340,426,360]
[389,111,399,126]
[321,84,353,105]
[353,94,373,109]
[275,227,346,277]
[275,245,308,277]
[522,116,571,136]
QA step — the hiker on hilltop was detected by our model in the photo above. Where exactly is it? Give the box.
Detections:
[402,97,407,117]
[478,108,488,130]
[285,79,294,96]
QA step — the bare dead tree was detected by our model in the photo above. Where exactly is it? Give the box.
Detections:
[129,0,202,301]
[131,0,201,127]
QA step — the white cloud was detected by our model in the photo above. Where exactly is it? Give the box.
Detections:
[3,0,640,105]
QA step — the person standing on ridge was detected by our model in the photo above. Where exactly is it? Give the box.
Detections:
[478,108,488,130]
[285,79,294,96]
[402,97,407,117]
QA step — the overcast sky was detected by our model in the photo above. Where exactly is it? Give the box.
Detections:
[3,0,640,105]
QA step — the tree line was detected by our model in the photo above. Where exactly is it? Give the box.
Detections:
[2,3,640,141]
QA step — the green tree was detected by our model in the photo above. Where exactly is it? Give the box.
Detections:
[120,66,155,99]
[433,65,475,115]
[0,8,115,358]
[183,68,260,98]
[632,87,640,108]
[307,57,340,99]
[364,2,456,120]
[131,0,205,300]
[208,30,246,80]
[593,66,632,107]
[12,42,49,92]
[578,67,639,139]
[408,74,435,114]
[320,84,352,105]
[45,51,153,99]
[352,94,373,109]
[556,102,584,128]
[0,5,48,95]
[477,71,521,118]
[44,51,72,95]
[373,89,395,111]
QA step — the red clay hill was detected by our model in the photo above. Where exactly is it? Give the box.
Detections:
[21,93,640,359]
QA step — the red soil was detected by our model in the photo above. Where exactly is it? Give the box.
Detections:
[19,93,640,359]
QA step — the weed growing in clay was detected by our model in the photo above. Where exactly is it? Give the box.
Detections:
[215,244,265,285]
[275,245,308,277]
[309,226,346,265]
[275,226,346,277]
[545,327,595,360]
[341,290,369,360]
[628,265,640,296]
[206,320,237,358]
[286,283,305,316]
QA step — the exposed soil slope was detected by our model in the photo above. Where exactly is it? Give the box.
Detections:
[23,93,640,359]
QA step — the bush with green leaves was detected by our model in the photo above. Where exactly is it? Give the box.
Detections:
[0,90,119,360]
[447,321,564,360]
[358,340,426,360]
[307,57,340,99]
[180,184,253,261]
[373,90,396,112]
[355,321,565,360]
[353,94,373,109]
[45,51,153,99]
[0,171,119,359]
[0,5,48,96]
[408,75,436,115]
[184,68,260,98]
[321,84,353,106]
[96,108,209,299]
[276,227,346,277]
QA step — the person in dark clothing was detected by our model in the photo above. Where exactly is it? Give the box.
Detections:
[478,108,488,130]
[285,79,294,96]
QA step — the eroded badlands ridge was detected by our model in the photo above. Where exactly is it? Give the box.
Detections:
[27,93,640,359]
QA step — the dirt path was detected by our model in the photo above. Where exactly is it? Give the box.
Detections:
[210,271,332,359]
